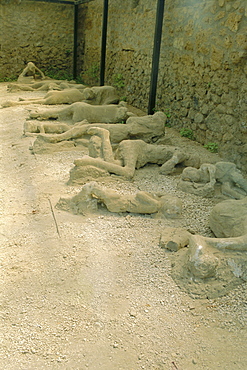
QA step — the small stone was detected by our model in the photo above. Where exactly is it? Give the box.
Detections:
[129,309,137,317]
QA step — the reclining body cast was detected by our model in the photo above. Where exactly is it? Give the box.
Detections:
[70,127,199,179]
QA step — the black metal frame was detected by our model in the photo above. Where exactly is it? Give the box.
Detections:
[100,0,108,86]
[73,3,79,79]
[148,0,165,114]
[28,0,93,4]
[27,0,74,4]
[28,0,94,79]
[99,0,165,114]
[26,0,165,112]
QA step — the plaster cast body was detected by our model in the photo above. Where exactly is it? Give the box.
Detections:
[56,181,182,218]
[25,111,166,144]
[17,62,46,83]
[8,81,62,92]
[162,197,247,252]
[70,127,200,181]
[178,162,247,199]
[2,86,119,107]
[162,197,247,297]
[28,102,130,123]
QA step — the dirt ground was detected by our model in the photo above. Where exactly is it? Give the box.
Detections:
[0,82,247,370]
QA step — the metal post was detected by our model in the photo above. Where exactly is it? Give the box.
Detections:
[73,3,79,79]
[100,0,109,86]
[148,0,165,115]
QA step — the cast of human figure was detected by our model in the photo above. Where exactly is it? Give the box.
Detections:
[180,197,247,282]
[25,101,131,124]
[1,86,120,107]
[1,89,86,107]
[8,81,61,92]
[7,80,85,92]
[178,162,247,199]
[17,61,46,82]
[161,196,247,291]
[68,127,200,181]
[25,111,166,144]
[56,181,182,218]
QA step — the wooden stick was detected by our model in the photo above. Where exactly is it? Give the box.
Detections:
[48,198,60,238]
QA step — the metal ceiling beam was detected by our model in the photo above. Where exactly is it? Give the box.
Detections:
[27,0,75,4]
[148,0,165,115]
[27,0,95,81]
[75,0,95,4]
[27,0,94,5]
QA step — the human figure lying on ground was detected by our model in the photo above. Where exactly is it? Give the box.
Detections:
[162,197,247,252]
[24,101,131,124]
[56,181,182,218]
[178,162,247,199]
[1,86,119,107]
[25,111,166,144]
[17,62,46,83]
[68,127,199,180]
[160,197,247,294]
[7,80,86,92]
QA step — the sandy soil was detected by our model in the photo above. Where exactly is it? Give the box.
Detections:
[0,82,247,370]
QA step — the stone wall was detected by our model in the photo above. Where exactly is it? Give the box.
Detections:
[77,1,103,85]
[79,0,247,173]
[0,0,74,79]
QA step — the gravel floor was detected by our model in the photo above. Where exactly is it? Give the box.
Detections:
[0,82,247,370]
